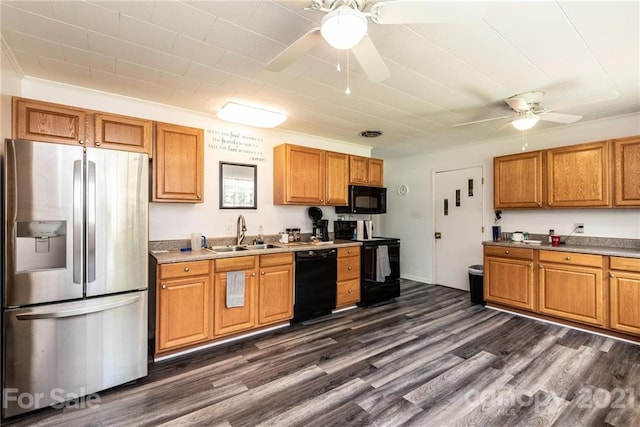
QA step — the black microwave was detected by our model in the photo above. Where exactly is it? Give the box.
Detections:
[335,185,387,214]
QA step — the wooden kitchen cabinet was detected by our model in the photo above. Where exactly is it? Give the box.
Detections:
[94,113,152,156]
[483,246,536,311]
[538,250,604,327]
[336,246,361,308]
[13,97,87,146]
[613,136,640,206]
[258,253,293,325]
[213,256,257,336]
[349,155,384,186]
[493,151,543,209]
[13,97,153,155]
[546,140,611,207]
[273,144,348,206]
[153,122,204,203]
[156,260,212,353]
[609,257,640,335]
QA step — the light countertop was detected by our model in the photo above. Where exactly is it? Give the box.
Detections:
[483,240,640,259]
[150,240,361,264]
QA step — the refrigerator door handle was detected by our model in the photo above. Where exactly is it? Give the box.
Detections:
[87,160,96,283]
[73,159,83,284]
[15,295,141,320]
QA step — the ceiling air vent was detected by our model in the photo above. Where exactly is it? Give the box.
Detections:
[359,130,382,138]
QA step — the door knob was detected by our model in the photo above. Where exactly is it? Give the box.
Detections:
[434,232,442,239]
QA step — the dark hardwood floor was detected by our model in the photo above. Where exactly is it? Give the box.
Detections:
[5,280,640,426]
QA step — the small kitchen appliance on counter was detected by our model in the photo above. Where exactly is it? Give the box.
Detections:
[309,207,329,241]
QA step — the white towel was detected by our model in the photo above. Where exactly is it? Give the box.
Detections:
[376,245,391,282]
[226,271,245,308]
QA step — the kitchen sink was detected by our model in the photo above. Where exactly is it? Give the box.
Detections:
[206,245,248,253]
[242,243,280,250]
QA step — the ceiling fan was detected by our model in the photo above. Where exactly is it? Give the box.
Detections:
[453,91,583,131]
[266,0,485,82]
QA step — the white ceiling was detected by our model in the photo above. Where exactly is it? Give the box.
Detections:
[2,0,639,158]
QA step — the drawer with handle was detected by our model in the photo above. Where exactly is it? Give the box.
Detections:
[539,250,602,268]
[484,246,534,260]
[159,260,210,279]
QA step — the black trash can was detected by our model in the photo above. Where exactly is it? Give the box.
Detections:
[468,265,485,305]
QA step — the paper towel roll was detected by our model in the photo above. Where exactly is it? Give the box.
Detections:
[356,221,364,240]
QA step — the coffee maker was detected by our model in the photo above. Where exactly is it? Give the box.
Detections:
[308,207,330,241]
[312,219,329,241]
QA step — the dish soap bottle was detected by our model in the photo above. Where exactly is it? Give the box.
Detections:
[257,225,264,244]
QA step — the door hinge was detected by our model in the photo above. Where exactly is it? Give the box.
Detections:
[481,177,484,185]
[481,226,485,233]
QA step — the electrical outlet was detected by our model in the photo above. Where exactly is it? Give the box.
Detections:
[574,223,584,233]
[225,224,233,234]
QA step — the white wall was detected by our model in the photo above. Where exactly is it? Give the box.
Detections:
[378,114,640,284]
[18,78,372,241]
[1,43,22,139]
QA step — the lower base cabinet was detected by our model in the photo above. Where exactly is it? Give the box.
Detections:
[258,253,294,325]
[609,257,640,335]
[483,246,535,311]
[156,260,212,353]
[538,251,604,327]
[214,256,258,337]
[336,247,361,308]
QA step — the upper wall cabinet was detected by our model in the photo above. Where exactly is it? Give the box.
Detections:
[12,97,153,156]
[13,97,87,146]
[94,113,152,156]
[546,141,610,207]
[153,122,204,203]
[273,144,348,206]
[349,155,384,186]
[613,136,640,207]
[493,151,544,209]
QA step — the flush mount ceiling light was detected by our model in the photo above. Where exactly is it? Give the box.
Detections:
[511,113,540,131]
[217,102,287,128]
[320,6,368,50]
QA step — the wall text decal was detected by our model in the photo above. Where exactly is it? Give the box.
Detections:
[206,128,266,162]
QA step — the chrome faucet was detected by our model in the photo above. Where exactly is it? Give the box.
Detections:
[237,215,247,245]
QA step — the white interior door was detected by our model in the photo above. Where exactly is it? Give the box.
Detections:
[434,167,484,290]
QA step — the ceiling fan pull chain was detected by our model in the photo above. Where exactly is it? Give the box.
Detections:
[337,50,341,72]
[345,51,351,94]
[521,130,528,151]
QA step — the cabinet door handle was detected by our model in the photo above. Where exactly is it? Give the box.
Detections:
[348,289,352,293]
[347,266,352,270]
[161,284,167,289]
[348,250,352,254]
[184,267,190,272]
[197,194,202,199]
[539,265,543,269]
[610,273,616,278]
[78,140,83,145]
[95,141,101,146]
[565,256,571,261]
[528,263,532,267]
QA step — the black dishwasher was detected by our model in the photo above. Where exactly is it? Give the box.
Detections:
[292,248,337,323]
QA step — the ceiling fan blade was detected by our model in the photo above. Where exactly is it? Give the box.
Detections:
[452,114,514,127]
[350,35,390,82]
[371,1,486,25]
[505,97,530,112]
[538,112,582,124]
[265,27,322,72]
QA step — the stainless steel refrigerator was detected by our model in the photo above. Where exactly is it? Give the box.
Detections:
[2,139,148,418]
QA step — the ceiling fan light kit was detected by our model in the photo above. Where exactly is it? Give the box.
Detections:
[217,102,287,128]
[511,114,540,131]
[320,6,368,50]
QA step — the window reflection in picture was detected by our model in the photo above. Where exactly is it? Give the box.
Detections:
[219,162,257,209]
